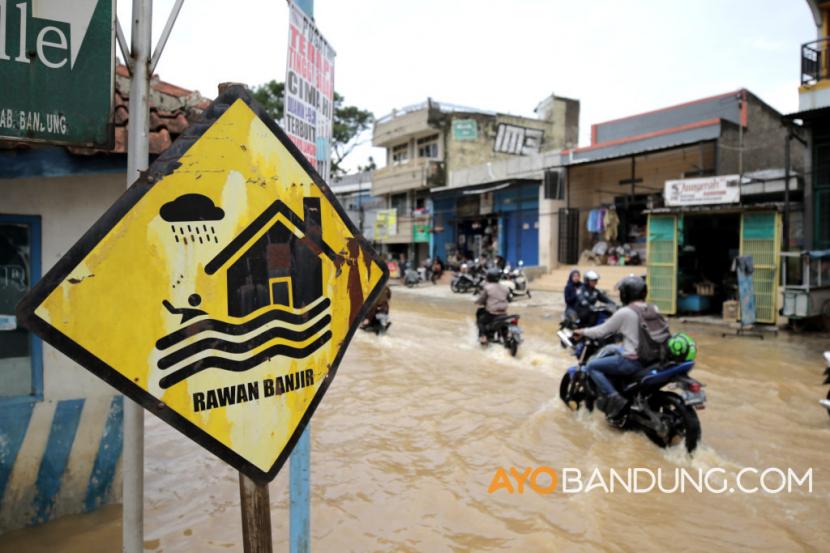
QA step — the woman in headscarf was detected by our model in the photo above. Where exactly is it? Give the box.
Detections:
[564,270,582,317]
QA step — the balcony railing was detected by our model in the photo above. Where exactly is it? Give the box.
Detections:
[372,158,446,195]
[802,38,830,86]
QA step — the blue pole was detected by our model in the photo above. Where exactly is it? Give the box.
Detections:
[289,426,311,553]
[287,0,313,543]
[294,0,314,19]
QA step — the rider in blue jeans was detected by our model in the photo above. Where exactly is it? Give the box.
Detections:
[572,276,648,418]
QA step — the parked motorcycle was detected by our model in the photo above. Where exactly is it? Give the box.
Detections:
[556,326,706,453]
[500,261,531,300]
[404,262,430,288]
[477,308,523,356]
[361,312,391,335]
[821,352,830,416]
[450,262,484,294]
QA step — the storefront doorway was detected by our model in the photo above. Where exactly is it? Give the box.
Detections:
[678,213,741,315]
[455,216,500,261]
[646,210,781,323]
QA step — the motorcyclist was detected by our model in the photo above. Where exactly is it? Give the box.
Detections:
[572,276,648,418]
[475,268,509,345]
[574,270,614,326]
[361,285,391,329]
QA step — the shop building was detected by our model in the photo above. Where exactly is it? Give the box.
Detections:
[329,170,384,241]
[0,68,207,531]
[789,0,830,251]
[554,90,805,323]
[371,95,579,267]
[442,150,566,270]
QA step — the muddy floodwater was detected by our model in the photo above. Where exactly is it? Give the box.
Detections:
[4,286,829,552]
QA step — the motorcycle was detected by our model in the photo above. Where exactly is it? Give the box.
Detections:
[477,308,523,356]
[500,261,531,300]
[562,302,617,329]
[451,262,484,294]
[404,262,430,288]
[556,326,706,453]
[361,312,391,335]
[821,352,830,416]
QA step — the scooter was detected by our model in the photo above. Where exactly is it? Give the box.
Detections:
[557,326,706,453]
[821,352,830,416]
[500,261,531,300]
[477,307,523,356]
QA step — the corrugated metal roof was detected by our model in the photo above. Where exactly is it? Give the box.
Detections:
[564,121,722,165]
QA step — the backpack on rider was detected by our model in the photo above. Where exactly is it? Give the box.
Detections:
[618,276,671,365]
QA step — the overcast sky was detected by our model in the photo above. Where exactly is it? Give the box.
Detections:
[119,0,817,171]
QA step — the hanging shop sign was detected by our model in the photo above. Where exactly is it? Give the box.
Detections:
[664,175,741,206]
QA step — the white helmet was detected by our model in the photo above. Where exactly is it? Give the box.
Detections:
[584,270,599,282]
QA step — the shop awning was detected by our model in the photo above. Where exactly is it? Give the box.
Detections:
[644,201,787,215]
[430,178,540,198]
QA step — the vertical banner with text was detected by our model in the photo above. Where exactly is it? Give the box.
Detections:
[285,1,335,181]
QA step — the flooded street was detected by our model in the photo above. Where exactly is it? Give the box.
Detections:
[4,286,829,552]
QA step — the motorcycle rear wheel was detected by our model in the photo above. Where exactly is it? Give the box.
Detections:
[643,391,701,453]
[559,372,595,411]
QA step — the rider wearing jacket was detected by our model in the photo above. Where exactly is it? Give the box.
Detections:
[573,276,648,418]
[575,270,614,326]
[475,268,509,345]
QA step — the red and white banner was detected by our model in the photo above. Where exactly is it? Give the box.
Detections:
[284,1,336,180]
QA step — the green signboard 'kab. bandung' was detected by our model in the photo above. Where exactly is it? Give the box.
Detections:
[0,0,114,147]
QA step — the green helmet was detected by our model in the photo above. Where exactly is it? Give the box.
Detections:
[668,332,697,362]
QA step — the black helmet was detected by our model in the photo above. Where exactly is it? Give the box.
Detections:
[486,268,501,283]
[618,275,647,305]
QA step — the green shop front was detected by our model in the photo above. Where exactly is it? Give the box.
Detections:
[645,205,782,324]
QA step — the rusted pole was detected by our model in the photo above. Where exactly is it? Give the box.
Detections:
[239,473,273,553]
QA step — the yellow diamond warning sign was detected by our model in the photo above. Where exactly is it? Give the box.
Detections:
[17,87,389,482]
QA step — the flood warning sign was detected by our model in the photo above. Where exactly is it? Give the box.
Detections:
[16,87,389,482]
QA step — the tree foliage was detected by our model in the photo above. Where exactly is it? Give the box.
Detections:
[251,81,373,175]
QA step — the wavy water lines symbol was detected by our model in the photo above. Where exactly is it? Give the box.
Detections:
[155,297,332,389]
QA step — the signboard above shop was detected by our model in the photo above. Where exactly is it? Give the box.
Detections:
[0,0,114,147]
[664,175,741,207]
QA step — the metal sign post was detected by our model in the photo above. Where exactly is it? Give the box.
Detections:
[123,2,151,551]
[118,1,184,551]
[240,473,274,553]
